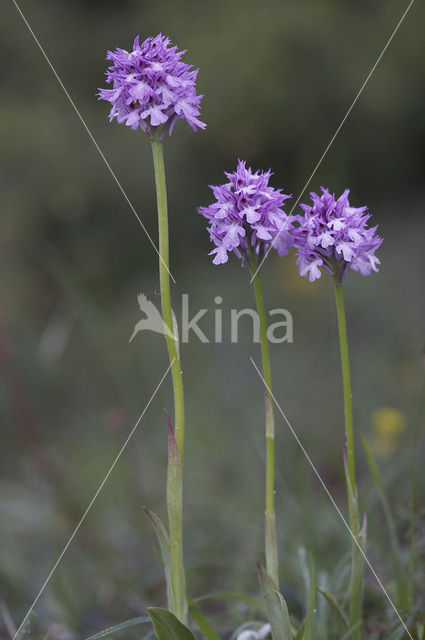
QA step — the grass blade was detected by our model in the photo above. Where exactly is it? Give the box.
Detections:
[84,617,150,640]
[166,412,186,620]
[361,434,407,609]
[143,507,173,612]
[294,620,305,640]
[187,595,221,640]
[297,548,316,640]
[257,562,291,640]
[303,552,316,640]
[317,588,348,635]
[339,621,362,640]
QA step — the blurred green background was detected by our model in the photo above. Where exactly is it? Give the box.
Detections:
[1,0,424,637]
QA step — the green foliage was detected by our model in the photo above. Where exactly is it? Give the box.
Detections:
[339,622,362,640]
[317,588,348,635]
[143,508,174,614]
[148,608,195,640]
[257,562,291,640]
[297,549,316,640]
[84,617,150,640]
[361,434,407,609]
[166,415,186,621]
[143,420,186,622]
[187,595,221,640]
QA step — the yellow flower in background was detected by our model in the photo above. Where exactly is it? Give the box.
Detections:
[372,406,406,436]
[370,406,407,457]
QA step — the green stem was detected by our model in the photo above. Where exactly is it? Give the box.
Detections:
[408,371,425,611]
[249,250,279,586]
[151,136,186,623]
[151,137,185,456]
[334,282,364,640]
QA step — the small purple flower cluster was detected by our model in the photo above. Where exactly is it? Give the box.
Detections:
[199,160,294,265]
[294,188,383,282]
[98,34,383,280]
[98,34,205,136]
[200,168,382,280]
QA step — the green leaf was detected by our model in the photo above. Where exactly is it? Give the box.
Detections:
[294,620,305,640]
[148,608,195,640]
[298,548,316,640]
[317,588,348,635]
[143,507,173,612]
[166,413,186,620]
[195,591,266,615]
[257,562,291,640]
[361,434,407,609]
[339,620,362,640]
[297,548,310,597]
[315,571,329,638]
[84,617,150,640]
[187,595,221,640]
[303,552,316,640]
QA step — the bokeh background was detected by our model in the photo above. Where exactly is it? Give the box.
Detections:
[1,0,424,637]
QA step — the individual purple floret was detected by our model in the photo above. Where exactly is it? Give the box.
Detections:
[293,187,383,282]
[98,34,206,137]
[199,160,293,265]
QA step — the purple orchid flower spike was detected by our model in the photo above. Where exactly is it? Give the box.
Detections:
[199,159,293,266]
[293,187,383,283]
[98,34,206,138]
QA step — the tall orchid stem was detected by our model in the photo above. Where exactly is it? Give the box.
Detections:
[249,250,279,586]
[334,281,364,640]
[151,136,186,623]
